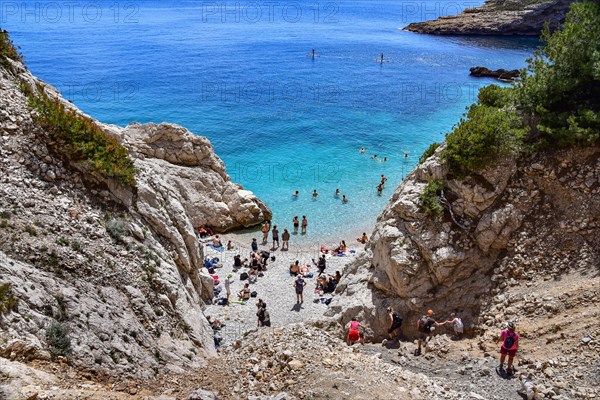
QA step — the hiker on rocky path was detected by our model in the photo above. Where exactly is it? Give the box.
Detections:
[293,275,306,303]
[498,321,519,376]
[415,309,442,355]
[446,312,463,338]
[346,317,365,345]
[386,306,403,340]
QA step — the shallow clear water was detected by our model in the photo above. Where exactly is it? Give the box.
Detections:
[3,1,538,244]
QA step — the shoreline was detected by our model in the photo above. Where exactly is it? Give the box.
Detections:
[218,224,370,259]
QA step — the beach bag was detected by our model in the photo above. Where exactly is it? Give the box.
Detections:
[217,298,228,306]
[250,291,258,298]
[503,331,516,349]
[271,256,276,261]
[240,272,249,281]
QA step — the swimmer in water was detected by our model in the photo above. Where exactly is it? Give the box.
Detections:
[371,154,378,160]
[380,53,384,63]
[360,147,366,153]
[335,188,340,197]
[377,183,383,195]
[312,189,318,198]
[342,195,348,203]
[292,190,299,197]
[383,157,388,162]
[404,153,409,158]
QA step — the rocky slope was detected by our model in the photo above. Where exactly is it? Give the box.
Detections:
[0,54,270,385]
[327,143,599,398]
[404,0,575,36]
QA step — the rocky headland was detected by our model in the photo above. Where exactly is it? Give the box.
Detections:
[0,51,270,393]
[404,0,576,36]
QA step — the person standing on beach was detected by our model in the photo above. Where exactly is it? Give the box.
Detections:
[251,238,258,252]
[293,216,300,233]
[272,225,279,249]
[224,273,234,303]
[301,216,308,234]
[294,275,306,303]
[282,228,290,250]
[261,221,270,244]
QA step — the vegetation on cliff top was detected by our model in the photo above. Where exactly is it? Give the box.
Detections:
[25,85,136,185]
[440,1,600,178]
[0,29,23,67]
[2,30,135,186]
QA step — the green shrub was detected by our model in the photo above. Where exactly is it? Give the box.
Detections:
[442,104,526,177]
[25,225,38,237]
[419,179,445,218]
[0,283,17,313]
[106,217,127,241]
[419,142,440,164]
[0,30,23,67]
[515,1,600,146]
[26,87,135,185]
[478,84,512,108]
[45,321,72,359]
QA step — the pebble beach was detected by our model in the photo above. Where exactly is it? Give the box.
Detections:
[202,236,361,342]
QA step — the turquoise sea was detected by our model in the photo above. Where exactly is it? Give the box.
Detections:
[2,1,538,245]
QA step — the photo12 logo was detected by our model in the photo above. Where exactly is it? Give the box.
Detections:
[0,2,140,24]
[57,81,140,103]
[200,2,339,23]
[399,1,480,23]
[196,80,342,104]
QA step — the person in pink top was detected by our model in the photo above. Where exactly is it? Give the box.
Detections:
[498,321,519,376]
[347,317,365,345]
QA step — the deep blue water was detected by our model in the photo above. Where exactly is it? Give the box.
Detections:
[2,1,538,244]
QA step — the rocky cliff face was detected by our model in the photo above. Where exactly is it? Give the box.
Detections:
[0,57,270,380]
[328,143,599,341]
[404,0,575,36]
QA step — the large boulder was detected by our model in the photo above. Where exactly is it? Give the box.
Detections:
[329,141,600,341]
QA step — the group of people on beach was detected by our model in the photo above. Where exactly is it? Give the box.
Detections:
[289,258,342,305]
